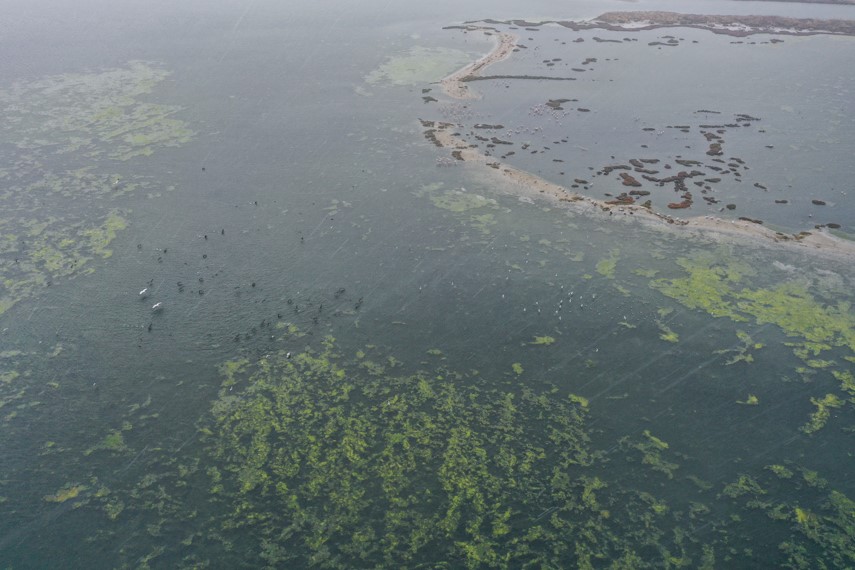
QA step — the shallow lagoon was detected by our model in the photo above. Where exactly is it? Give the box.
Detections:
[1,0,854,568]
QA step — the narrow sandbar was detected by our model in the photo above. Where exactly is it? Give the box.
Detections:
[439,32,517,99]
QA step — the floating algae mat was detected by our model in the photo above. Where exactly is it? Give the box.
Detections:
[0,61,194,161]
[0,62,193,316]
[31,331,848,569]
[365,46,473,86]
[651,248,855,405]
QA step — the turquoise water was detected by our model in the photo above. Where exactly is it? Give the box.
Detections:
[1,1,853,568]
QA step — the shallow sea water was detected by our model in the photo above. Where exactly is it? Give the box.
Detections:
[1,0,854,568]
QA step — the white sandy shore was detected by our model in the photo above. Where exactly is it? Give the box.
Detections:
[434,28,855,260]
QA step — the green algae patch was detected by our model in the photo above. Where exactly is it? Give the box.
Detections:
[219,358,250,387]
[0,62,194,317]
[469,212,496,235]
[721,466,855,569]
[652,249,855,420]
[430,189,497,213]
[621,430,679,479]
[716,330,762,365]
[656,321,679,343]
[417,184,503,237]
[44,483,87,503]
[652,252,854,353]
[0,61,194,160]
[650,251,752,321]
[511,362,524,375]
[529,335,556,346]
[633,268,658,278]
[203,343,614,567]
[737,394,759,406]
[365,46,472,86]
[85,430,128,456]
[85,422,133,455]
[831,369,855,400]
[0,370,20,385]
[71,336,855,569]
[766,464,794,479]
[82,211,127,258]
[595,248,620,279]
[104,498,125,520]
[801,393,844,435]
[0,297,15,316]
[0,351,39,425]
[612,283,631,297]
[568,393,589,408]
[184,339,751,568]
[721,474,766,499]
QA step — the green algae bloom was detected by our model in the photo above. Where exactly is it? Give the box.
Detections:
[70,336,855,569]
[0,61,194,160]
[179,339,761,568]
[429,189,497,213]
[568,393,589,408]
[595,248,620,279]
[720,466,855,569]
[0,62,194,317]
[765,464,794,479]
[620,430,679,479]
[511,362,524,375]
[633,268,658,278]
[85,430,128,456]
[202,343,621,567]
[44,484,87,503]
[801,393,844,434]
[651,248,855,426]
[365,46,472,86]
[722,474,766,499]
[529,335,556,346]
[716,330,762,365]
[656,321,679,343]
[652,251,854,356]
[82,211,127,258]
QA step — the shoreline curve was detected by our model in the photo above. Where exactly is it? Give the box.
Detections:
[429,25,855,261]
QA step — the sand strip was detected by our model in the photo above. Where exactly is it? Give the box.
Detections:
[439,32,517,99]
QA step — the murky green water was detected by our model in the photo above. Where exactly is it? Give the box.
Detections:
[1,1,853,568]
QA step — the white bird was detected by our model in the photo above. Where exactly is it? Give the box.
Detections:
[139,288,149,298]
[151,302,163,311]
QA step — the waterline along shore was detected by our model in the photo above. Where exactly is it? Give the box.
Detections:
[429,21,855,260]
